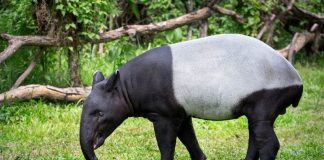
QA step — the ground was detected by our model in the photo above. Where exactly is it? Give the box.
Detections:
[0,62,323,160]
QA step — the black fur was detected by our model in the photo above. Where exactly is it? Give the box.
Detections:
[233,85,303,119]
[118,46,192,160]
[233,85,303,160]
[118,46,186,118]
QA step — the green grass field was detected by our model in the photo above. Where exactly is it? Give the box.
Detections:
[0,62,323,160]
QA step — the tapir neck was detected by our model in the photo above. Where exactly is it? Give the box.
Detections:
[117,77,135,117]
[118,46,185,118]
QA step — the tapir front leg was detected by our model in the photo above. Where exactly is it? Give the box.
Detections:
[177,117,206,160]
[148,113,182,160]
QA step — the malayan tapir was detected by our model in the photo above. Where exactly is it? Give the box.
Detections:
[80,34,303,160]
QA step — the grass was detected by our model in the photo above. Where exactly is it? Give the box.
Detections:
[0,61,323,160]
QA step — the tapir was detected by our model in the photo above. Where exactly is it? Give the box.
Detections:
[80,34,303,160]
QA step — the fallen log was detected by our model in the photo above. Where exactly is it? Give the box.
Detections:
[0,85,91,104]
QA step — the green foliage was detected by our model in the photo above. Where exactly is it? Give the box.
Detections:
[54,0,120,40]
[0,0,36,34]
[144,0,184,22]
[296,0,324,14]
[210,0,277,36]
[0,0,39,92]
[0,0,322,90]
[0,61,323,159]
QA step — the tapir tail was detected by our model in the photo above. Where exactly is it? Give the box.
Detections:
[292,85,303,107]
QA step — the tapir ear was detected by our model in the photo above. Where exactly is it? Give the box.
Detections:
[105,70,120,92]
[92,71,105,87]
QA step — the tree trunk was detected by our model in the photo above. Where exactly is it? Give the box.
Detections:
[186,0,194,40]
[187,25,193,40]
[68,45,82,87]
[199,19,208,37]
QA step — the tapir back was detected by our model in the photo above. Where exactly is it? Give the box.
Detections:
[170,34,302,120]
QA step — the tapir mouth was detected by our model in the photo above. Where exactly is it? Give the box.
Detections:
[93,133,105,150]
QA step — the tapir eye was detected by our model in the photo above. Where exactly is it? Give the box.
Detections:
[98,111,104,117]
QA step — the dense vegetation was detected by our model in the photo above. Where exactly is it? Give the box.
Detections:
[0,0,323,159]
[0,60,323,159]
[1,0,323,91]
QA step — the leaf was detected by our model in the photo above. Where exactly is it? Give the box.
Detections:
[174,28,182,40]
[95,34,100,40]
[99,11,108,17]
[70,23,76,29]
[66,36,73,42]
[273,36,279,42]
[65,24,70,30]
[130,1,140,20]
[68,47,74,52]
[65,23,77,30]
[56,4,64,10]
[72,10,79,16]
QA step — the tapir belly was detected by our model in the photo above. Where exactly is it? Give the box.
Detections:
[170,34,302,120]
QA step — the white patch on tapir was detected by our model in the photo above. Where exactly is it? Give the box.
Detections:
[170,34,302,120]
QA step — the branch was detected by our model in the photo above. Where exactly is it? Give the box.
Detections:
[279,1,324,27]
[11,49,44,89]
[311,24,322,53]
[0,85,91,103]
[212,5,246,24]
[257,0,294,39]
[278,31,315,58]
[98,7,215,42]
[289,3,324,24]
[207,0,222,7]
[0,5,245,64]
[0,33,60,46]
[0,33,60,64]
[0,34,24,64]
[257,14,276,39]
[288,32,299,62]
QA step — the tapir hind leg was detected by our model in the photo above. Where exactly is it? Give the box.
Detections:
[177,117,206,160]
[249,120,279,160]
[242,85,302,160]
[244,103,281,160]
[245,124,260,160]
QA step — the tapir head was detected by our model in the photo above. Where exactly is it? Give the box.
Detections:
[80,71,128,160]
